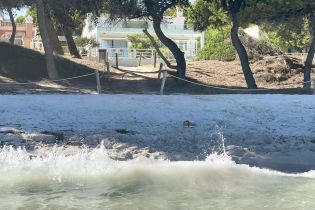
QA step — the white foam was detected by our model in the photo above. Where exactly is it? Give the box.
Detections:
[0,143,314,183]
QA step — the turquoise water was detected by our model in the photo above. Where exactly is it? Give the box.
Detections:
[0,146,314,210]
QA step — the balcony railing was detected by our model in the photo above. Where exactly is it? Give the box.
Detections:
[98,21,196,33]
[122,21,148,29]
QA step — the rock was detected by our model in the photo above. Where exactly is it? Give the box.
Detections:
[40,131,64,141]
[67,135,84,146]
[25,133,57,144]
[84,135,102,147]
[183,121,197,128]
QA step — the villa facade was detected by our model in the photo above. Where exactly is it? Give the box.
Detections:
[82,7,205,62]
[0,13,36,48]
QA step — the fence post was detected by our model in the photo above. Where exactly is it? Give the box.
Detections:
[133,49,137,59]
[106,61,111,82]
[160,70,167,95]
[153,51,157,68]
[138,52,143,66]
[158,63,163,80]
[95,70,101,94]
[115,53,119,68]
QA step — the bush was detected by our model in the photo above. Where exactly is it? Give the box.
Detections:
[127,34,162,49]
[74,37,98,48]
[197,26,236,61]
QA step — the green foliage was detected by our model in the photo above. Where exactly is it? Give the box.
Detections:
[74,37,98,48]
[187,0,229,31]
[198,26,236,61]
[127,33,173,58]
[127,34,162,49]
[261,18,311,52]
[26,6,37,26]
[242,0,314,53]
[16,15,26,23]
[164,7,177,17]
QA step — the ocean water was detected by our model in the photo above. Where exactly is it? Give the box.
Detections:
[0,145,314,210]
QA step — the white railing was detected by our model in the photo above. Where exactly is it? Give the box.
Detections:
[106,48,155,59]
[88,47,197,64]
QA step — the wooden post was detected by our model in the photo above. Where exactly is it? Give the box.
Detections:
[138,52,143,66]
[115,53,119,68]
[153,51,157,68]
[133,49,137,58]
[158,63,163,79]
[95,70,101,94]
[106,61,111,82]
[312,80,315,95]
[160,70,167,95]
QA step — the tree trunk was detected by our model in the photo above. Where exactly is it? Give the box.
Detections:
[304,14,315,89]
[7,7,16,45]
[45,12,64,55]
[143,29,177,69]
[231,13,257,89]
[62,23,81,59]
[152,17,186,78]
[36,0,59,80]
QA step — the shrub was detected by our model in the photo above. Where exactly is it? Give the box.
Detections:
[127,34,162,49]
[197,26,236,61]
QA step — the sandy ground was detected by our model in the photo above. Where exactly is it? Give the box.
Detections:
[0,56,313,94]
[1,94,315,173]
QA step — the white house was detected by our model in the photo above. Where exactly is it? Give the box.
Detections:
[82,7,205,65]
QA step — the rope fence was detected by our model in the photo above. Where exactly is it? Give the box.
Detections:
[0,72,96,85]
[168,73,311,90]
[0,62,313,95]
[159,67,314,95]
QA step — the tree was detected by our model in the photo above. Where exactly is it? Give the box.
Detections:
[16,15,26,23]
[0,0,23,45]
[7,7,16,44]
[188,0,257,89]
[246,0,315,88]
[36,0,59,79]
[46,1,81,58]
[220,0,257,89]
[197,26,236,61]
[259,18,310,53]
[47,0,103,59]
[44,8,64,55]
[26,6,64,55]
[104,0,190,78]
[127,34,160,49]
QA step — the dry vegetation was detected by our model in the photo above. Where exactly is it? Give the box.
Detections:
[0,42,313,94]
[187,55,312,89]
